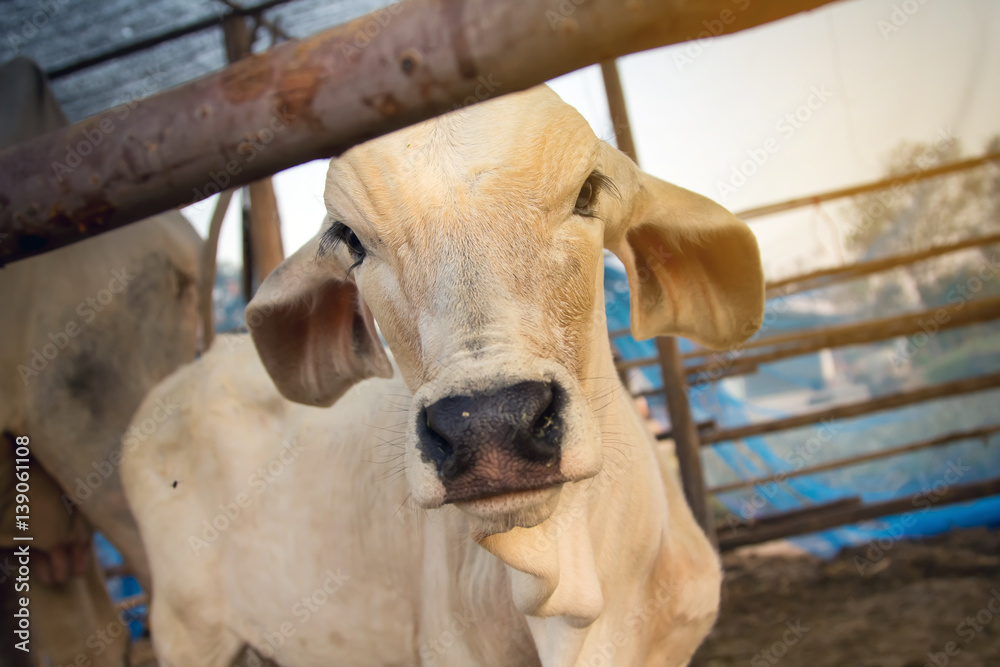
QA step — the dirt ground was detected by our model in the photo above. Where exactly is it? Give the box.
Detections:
[130,528,1000,666]
[691,527,1000,667]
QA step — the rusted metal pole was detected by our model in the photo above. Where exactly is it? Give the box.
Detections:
[683,295,1000,380]
[735,151,1000,221]
[764,229,1000,298]
[708,424,1000,495]
[600,58,717,543]
[701,370,1000,445]
[0,0,841,265]
[222,12,286,287]
[717,475,1000,551]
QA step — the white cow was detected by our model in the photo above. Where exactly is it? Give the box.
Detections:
[0,56,202,667]
[123,86,764,666]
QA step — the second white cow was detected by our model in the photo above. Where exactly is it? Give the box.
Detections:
[123,86,764,666]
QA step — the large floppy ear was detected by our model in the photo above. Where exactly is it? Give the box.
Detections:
[604,160,765,350]
[245,235,392,407]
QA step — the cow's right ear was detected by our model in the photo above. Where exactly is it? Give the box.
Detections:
[245,236,392,407]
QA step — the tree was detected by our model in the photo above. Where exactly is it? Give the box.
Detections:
[845,135,1000,311]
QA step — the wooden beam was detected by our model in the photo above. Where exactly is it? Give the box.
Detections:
[685,295,1000,379]
[718,476,1000,551]
[708,424,1000,495]
[735,151,1000,221]
[701,371,1000,445]
[0,0,843,265]
[766,230,1000,298]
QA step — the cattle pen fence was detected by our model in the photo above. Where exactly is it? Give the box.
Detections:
[2,0,997,603]
[612,150,1000,551]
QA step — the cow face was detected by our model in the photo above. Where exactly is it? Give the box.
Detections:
[247,86,763,535]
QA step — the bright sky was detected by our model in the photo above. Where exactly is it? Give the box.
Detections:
[183,0,1000,280]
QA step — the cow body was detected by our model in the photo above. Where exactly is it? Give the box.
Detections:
[0,56,202,667]
[124,86,764,666]
[126,336,720,667]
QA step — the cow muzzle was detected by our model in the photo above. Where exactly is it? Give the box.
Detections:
[417,380,569,504]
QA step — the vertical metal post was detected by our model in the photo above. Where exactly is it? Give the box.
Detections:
[599,60,717,543]
[223,13,284,300]
[241,187,255,301]
[247,178,285,278]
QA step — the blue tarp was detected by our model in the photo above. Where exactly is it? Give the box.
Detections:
[603,258,1000,558]
[94,533,146,639]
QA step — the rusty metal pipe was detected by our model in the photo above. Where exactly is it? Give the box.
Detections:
[0,0,840,265]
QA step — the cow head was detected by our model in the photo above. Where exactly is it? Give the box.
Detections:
[247,86,763,536]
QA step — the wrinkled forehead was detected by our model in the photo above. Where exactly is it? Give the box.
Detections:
[322,87,599,230]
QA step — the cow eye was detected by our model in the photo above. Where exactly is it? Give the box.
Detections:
[575,173,611,217]
[575,179,594,214]
[334,223,366,260]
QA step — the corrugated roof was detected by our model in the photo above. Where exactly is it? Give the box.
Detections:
[1,0,391,122]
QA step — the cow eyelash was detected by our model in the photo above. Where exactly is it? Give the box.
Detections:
[574,172,615,218]
[320,221,366,272]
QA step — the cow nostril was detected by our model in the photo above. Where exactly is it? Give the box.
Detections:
[420,407,455,467]
[520,382,563,463]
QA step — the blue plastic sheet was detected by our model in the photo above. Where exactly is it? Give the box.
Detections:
[603,258,1000,558]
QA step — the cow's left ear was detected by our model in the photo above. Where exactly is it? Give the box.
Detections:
[603,153,765,349]
[245,236,392,407]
